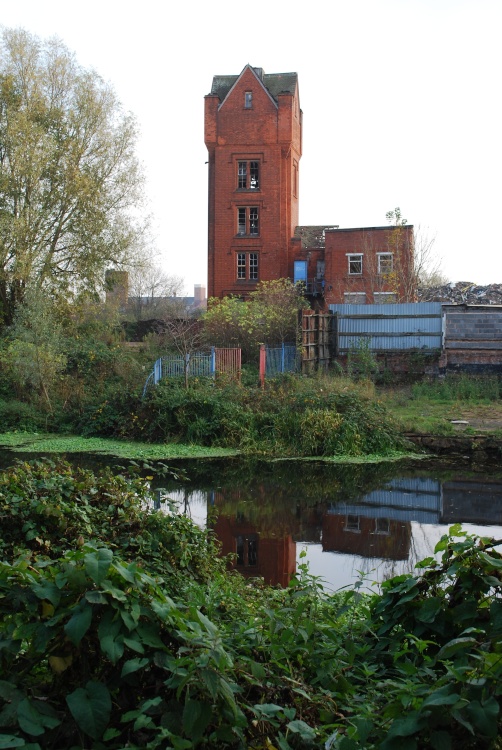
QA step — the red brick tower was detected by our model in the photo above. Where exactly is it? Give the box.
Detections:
[205,65,302,299]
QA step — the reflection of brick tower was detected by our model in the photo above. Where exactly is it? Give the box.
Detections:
[205,65,302,299]
[105,270,129,308]
[213,515,296,588]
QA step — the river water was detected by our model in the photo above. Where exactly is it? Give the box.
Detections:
[2,451,502,592]
[153,457,502,592]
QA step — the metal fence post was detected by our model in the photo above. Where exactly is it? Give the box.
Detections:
[154,357,162,385]
[211,347,216,378]
[259,345,266,388]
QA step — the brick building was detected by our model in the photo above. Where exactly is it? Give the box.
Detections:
[205,65,414,306]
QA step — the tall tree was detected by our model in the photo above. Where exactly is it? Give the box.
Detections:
[203,279,308,361]
[0,28,146,324]
[127,262,186,321]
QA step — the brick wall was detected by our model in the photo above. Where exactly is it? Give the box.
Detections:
[323,225,414,305]
[205,67,301,299]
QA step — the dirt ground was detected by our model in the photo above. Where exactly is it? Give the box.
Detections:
[451,405,502,433]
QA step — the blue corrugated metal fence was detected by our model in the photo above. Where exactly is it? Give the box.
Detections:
[328,302,443,351]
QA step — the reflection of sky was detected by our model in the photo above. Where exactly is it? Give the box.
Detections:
[300,522,502,594]
[155,489,207,528]
[151,473,502,592]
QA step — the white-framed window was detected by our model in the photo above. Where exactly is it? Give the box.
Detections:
[373,292,397,304]
[237,252,259,280]
[244,91,253,108]
[377,253,393,275]
[345,515,361,533]
[347,254,363,275]
[237,207,259,236]
[237,161,259,190]
[344,292,366,304]
[375,517,390,535]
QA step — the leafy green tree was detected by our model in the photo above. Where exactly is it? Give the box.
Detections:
[203,279,308,361]
[3,288,67,412]
[0,28,146,325]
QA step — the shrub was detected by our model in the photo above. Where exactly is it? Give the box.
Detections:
[0,398,45,431]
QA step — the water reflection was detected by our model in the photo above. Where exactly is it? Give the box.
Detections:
[1,450,501,592]
[154,462,502,592]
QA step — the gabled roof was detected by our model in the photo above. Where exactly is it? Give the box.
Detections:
[210,65,298,104]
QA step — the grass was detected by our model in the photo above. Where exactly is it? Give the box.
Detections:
[0,432,239,459]
[380,376,502,435]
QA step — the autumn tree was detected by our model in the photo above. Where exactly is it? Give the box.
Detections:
[126,262,186,321]
[362,208,447,303]
[203,279,308,361]
[0,28,147,325]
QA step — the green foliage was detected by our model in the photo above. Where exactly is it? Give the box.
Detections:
[203,279,307,361]
[346,337,379,381]
[2,290,67,412]
[0,400,44,431]
[0,459,220,585]
[0,28,146,325]
[1,461,502,747]
[337,526,502,749]
[412,375,502,403]
[252,375,405,456]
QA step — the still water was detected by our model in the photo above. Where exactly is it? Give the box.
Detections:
[150,457,502,592]
[2,451,502,592]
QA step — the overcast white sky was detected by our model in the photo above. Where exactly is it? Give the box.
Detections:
[2,0,501,295]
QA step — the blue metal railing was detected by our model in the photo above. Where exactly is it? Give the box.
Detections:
[143,349,215,397]
[265,344,299,377]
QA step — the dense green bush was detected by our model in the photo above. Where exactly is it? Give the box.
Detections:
[0,398,46,431]
[54,374,408,458]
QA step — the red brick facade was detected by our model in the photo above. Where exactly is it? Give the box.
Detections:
[205,65,301,299]
[206,66,414,305]
[291,224,415,305]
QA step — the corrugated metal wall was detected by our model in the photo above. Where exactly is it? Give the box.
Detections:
[328,302,443,351]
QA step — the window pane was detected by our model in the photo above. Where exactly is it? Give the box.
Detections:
[238,162,247,189]
[245,91,252,108]
[348,255,362,274]
[346,515,360,532]
[249,207,259,235]
[250,161,259,189]
[344,293,366,304]
[249,253,258,280]
[374,292,396,304]
[237,253,246,279]
[237,208,246,235]
[378,254,393,274]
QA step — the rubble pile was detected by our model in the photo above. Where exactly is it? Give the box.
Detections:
[418,282,502,306]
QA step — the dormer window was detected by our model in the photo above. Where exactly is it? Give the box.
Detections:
[244,91,252,108]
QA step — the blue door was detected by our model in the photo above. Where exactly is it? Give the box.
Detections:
[294,260,307,285]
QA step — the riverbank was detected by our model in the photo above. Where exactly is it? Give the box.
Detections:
[380,380,502,463]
